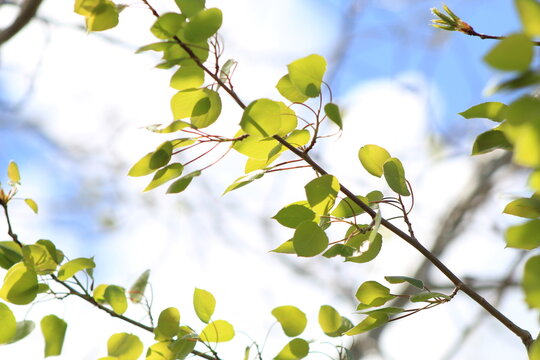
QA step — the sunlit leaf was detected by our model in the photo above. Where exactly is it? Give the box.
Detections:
[223,172,265,194]
[0,242,23,270]
[505,95,540,167]
[271,306,307,337]
[104,285,128,314]
[144,163,184,192]
[22,244,58,275]
[355,281,395,309]
[128,269,150,303]
[41,315,67,357]
[459,102,508,122]
[175,0,205,17]
[219,59,237,85]
[151,13,186,39]
[169,336,197,359]
[24,198,38,214]
[240,99,282,137]
[287,54,326,98]
[128,141,173,177]
[146,120,190,134]
[345,232,382,263]
[318,305,341,334]
[523,255,540,309]
[74,0,119,32]
[0,303,16,344]
[276,75,309,103]
[167,170,201,194]
[293,221,328,257]
[183,8,222,42]
[154,307,180,341]
[271,240,296,254]
[170,65,205,90]
[331,191,382,218]
[383,158,410,196]
[410,292,451,302]
[484,33,533,71]
[171,89,222,129]
[56,257,96,281]
[274,338,309,360]
[0,262,38,305]
[194,288,215,323]
[472,129,512,155]
[505,219,540,249]
[345,313,388,335]
[504,197,540,218]
[7,161,20,184]
[135,41,174,54]
[516,0,540,36]
[384,276,424,289]
[358,145,391,178]
[324,103,343,129]
[107,333,143,360]
[146,341,176,360]
[305,175,340,215]
[9,320,35,344]
[273,204,316,229]
[199,320,234,343]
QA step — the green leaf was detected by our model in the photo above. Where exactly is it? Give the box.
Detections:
[240,99,282,137]
[277,102,299,136]
[484,33,533,71]
[331,191,382,218]
[504,95,540,167]
[516,0,540,37]
[41,315,67,357]
[271,306,307,337]
[169,337,197,359]
[324,103,343,129]
[146,121,191,134]
[24,198,38,214]
[183,8,222,42]
[151,13,186,39]
[459,102,508,122]
[273,204,316,228]
[175,0,205,17]
[523,255,540,309]
[345,313,388,335]
[322,244,356,258]
[530,170,540,191]
[219,59,237,85]
[274,338,309,360]
[154,307,180,341]
[305,175,340,215]
[171,88,222,129]
[128,141,173,177]
[0,262,38,305]
[529,337,540,360]
[489,70,540,94]
[284,129,309,147]
[170,65,205,90]
[194,288,216,323]
[504,197,540,218]
[135,41,174,54]
[22,244,58,275]
[383,157,410,196]
[167,170,201,194]
[271,240,296,254]
[223,172,264,194]
[287,54,327,98]
[358,145,391,178]
[360,307,404,316]
[293,221,328,257]
[128,269,150,303]
[345,232,382,263]
[107,333,143,360]
[74,0,119,32]
[104,285,128,314]
[324,317,353,338]
[36,239,64,265]
[410,292,451,302]
[276,75,309,103]
[93,284,108,303]
[384,276,424,289]
[318,305,341,334]
[56,257,96,281]
[0,242,23,270]
[0,303,16,344]
[9,320,35,344]
[146,341,176,360]
[199,320,235,342]
[144,163,184,192]
[505,219,540,249]
[7,161,20,184]
[355,281,395,309]
[233,131,280,159]
[472,129,512,155]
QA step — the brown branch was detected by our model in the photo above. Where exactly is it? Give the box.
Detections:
[140,0,533,350]
[0,0,44,46]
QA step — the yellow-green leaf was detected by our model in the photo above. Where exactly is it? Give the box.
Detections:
[104,285,128,315]
[271,305,307,337]
[383,157,410,196]
[358,145,391,178]
[274,338,309,360]
[199,320,234,343]
[7,161,20,184]
[154,307,180,341]
[128,269,150,303]
[287,54,327,98]
[318,305,341,334]
[304,175,340,216]
[484,33,533,72]
[276,75,309,103]
[0,262,38,305]
[144,163,184,192]
[24,199,38,214]
[183,8,222,42]
[0,303,16,344]
[240,99,282,137]
[56,257,95,281]
[516,0,540,36]
[41,315,67,357]
[193,288,215,324]
[505,219,540,250]
[107,333,143,360]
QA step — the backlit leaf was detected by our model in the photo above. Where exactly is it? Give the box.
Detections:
[505,219,540,249]
[22,244,58,275]
[384,276,424,289]
[41,315,67,357]
[170,65,205,90]
[0,262,38,305]
[167,170,201,194]
[0,303,16,344]
[305,175,340,215]
[175,0,205,17]
[505,95,540,167]
[171,89,222,129]
[144,163,184,192]
[107,333,143,360]
[57,257,96,281]
[472,129,512,155]
[128,141,173,177]
[516,0,540,37]
[484,33,533,71]
[271,306,307,337]
[199,320,234,342]
[504,197,540,218]
[276,75,309,103]
[183,8,222,42]
[273,204,316,228]
[383,158,410,196]
[0,242,22,270]
[318,305,341,334]
[358,145,391,178]
[128,269,150,303]
[9,320,35,344]
[293,221,328,257]
[345,232,382,263]
[104,285,127,314]
[345,313,388,335]
[355,281,395,309]
[523,255,540,308]
[223,172,264,194]
[154,307,180,341]
[151,13,186,39]
[194,288,215,323]
[24,199,38,214]
[287,54,326,98]
[331,191,382,218]
[410,292,451,302]
[459,102,508,122]
[146,341,176,360]
[274,338,309,360]
[7,161,20,184]
[75,0,119,32]
[240,99,282,137]
[324,103,343,129]
[271,240,296,254]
